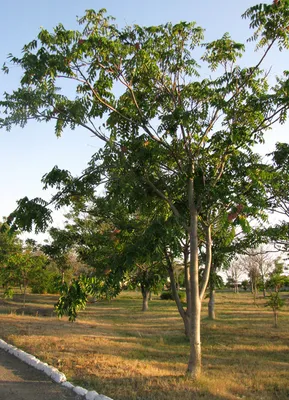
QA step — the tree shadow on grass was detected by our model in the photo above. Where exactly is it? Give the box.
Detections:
[74,374,234,400]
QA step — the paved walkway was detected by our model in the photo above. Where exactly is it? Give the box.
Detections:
[0,348,80,400]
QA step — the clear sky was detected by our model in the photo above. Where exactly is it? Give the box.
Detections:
[0,0,288,240]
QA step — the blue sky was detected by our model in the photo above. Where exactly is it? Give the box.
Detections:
[0,0,288,238]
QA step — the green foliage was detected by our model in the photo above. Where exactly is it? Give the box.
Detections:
[266,258,287,291]
[241,279,250,291]
[30,271,61,294]
[265,292,285,312]
[242,0,289,51]
[1,241,49,295]
[0,221,21,267]
[41,227,76,283]
[8,197,52,233]
[2,5,288,234]
[3,287,14,299]
[55,276,90,321]
[160,290,186,301]
[55,274,121,321]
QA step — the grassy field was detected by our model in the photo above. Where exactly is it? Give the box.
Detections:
[0,290,288,400]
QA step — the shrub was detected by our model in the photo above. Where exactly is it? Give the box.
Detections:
[3,287,14,299]
[160,291,186,301]
[241,280,249,291]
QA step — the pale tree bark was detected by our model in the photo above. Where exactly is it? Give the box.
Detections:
[208,288,215,320]
[146,171,213,379]
[186,179,212,379]
[207,261,220,320]
[165,249,191,337]
[184,241,192,334]
[187,197,201,378]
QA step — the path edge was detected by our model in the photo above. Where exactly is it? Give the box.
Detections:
[0,338,113,400]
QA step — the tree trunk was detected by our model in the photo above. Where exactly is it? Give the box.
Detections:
[141,286,150,311]
[184,243,192,336]
[187,297,202,379]
[23,283,27,308]
[167,258,191,338]
[274,311,278,328]
[61,270,65,284]
[208,288,215,320]
[263,288,266,298]
[187,181,201,379]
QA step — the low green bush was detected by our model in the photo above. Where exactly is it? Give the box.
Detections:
[3,287,14,299]
[160,291,186,301]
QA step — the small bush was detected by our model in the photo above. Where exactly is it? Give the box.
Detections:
[160,291,186,301]
[3,287,14,299]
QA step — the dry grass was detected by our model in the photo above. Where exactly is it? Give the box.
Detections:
[0,290,288,400]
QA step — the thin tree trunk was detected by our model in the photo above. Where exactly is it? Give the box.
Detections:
[274,311,278,328]
[141,286,150,311]
[208,288,215,320]
[165,250,189,335]
[167,259,190,337]
[23,282,27,308]
[184,242,192,336]
[187,297,201,378]
[187,180,201,379]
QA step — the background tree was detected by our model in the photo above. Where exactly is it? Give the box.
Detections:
[226,260,244,293]
[5,243,48,306]
[265,292,285,328]
[266,257,289,292]
[128,263,167,311]
[0,221,22,296]
[241,247,275,297]
[42,227,75,284]
[239,254,260,303]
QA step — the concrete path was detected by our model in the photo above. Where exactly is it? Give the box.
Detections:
[0,348,80,400]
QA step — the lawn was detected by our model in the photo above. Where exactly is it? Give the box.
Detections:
[0,290,288,400]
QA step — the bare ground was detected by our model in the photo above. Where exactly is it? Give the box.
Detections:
[0,348,81,400]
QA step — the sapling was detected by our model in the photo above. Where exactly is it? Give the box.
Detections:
[265,292,285,328]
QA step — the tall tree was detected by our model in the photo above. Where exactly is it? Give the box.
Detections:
[2,2,289,378]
